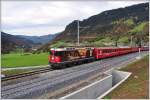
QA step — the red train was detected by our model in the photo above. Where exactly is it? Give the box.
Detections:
[49,47,148,69]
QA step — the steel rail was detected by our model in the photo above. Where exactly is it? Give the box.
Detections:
[2,67,53,81]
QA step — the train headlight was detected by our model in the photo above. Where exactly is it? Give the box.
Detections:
[52,57,54,60]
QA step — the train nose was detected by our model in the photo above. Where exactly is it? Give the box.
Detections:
[49,56,53,62]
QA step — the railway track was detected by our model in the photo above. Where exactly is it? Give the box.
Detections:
[1,52,148,99]
[1,67,53,81]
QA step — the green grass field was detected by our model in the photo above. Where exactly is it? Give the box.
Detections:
[1,53,49,68]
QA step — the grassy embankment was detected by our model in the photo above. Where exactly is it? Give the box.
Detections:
[1,53,49,68]
[104,55,149,99]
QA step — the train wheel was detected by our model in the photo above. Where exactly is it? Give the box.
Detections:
[51,65,58,69]
[73,62,77,66]
[86,59,90,63]
[66,63,70,67]
[59,63,65,68]
[85,59,89,63]
[77,61,82,65]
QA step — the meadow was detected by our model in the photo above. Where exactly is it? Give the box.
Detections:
[1,53,49,68]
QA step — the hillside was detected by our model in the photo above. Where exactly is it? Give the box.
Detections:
[55,3,148,41]
[38,2,149,52]
[1,32,35,54]
[17,33,58,44]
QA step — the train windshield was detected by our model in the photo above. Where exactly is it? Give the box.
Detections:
[54,51,64,56]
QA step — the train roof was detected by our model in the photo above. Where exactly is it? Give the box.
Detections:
[50,46,147,52]
[95,47,132,49]
[50,47,94,51]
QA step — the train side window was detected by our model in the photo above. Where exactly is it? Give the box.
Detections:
[110,49,112,53]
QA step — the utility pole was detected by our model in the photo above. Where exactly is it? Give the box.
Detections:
[76,20,89,46]
[130,36,133,47]
[138,47,141,58]
[141,32,143,47]
[77,20,79,46]
[21,45,24,55]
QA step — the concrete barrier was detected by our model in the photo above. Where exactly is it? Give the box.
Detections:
[60,68,131,99]
[98,69,131,99]
[60,75,112,99]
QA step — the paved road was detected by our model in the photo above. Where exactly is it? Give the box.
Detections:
[1,51,148,99]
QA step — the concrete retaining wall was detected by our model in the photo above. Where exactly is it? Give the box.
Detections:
[60,75,112,99]
[60,69,131,99]
[98,69,131,99]
[112,70,131,85]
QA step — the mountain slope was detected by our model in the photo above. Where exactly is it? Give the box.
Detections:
[37,2,148,52]
[1,32,35,53]
[17,33,58,44]
[54,2,148,42]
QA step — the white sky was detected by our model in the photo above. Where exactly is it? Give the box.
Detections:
[1,1,148,36]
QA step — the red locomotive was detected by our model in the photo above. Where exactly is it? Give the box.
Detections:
[49,47,94,68]
[49,47,148,69]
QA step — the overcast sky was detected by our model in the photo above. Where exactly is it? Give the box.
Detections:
[1,1,148,36]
